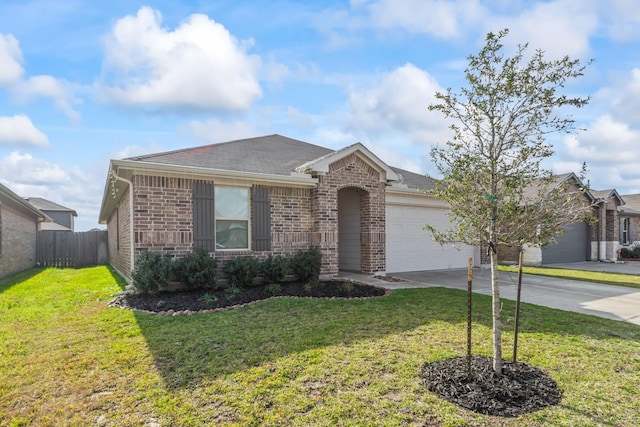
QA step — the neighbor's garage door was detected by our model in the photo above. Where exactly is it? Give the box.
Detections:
[541,221,589,264]
[386,204,475,273]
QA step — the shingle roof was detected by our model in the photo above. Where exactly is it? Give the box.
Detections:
[621,193,640,212]
[126,133,435,190]
[127,134,333,177]
[391,167,437,191]
[25,197,77,216]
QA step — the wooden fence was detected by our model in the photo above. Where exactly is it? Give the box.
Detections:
[37,230,109,268]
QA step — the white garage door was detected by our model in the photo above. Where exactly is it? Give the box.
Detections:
[386,204,475,272]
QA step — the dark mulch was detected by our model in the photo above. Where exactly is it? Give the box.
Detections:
[421,356,562,417]
[109,280,387,314]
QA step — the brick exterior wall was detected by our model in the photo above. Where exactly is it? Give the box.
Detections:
[133,175,194,256]
[591,194,621,260]
[312,154,386,276]
[107,186,132,278]
[106,155,388,281]
[0,203,38,279]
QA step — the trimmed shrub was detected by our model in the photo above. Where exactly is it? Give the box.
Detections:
[131,251,171,294]
[260,255,290,283]
[621,243,640,259]
[225,256,260,288]
[173,248,217,289]
[291,245,322,282]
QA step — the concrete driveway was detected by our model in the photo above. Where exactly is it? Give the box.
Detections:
[343,262,640,325]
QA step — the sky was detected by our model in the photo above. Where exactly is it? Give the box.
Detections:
[1,0,639,231]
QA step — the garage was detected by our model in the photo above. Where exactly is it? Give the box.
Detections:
[541,221,590,264]
[385,191,476,273]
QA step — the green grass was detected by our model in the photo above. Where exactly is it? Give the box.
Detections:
[498,264,640,289]
[1,267,639,426]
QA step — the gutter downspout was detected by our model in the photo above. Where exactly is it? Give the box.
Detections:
[110,165,135,281]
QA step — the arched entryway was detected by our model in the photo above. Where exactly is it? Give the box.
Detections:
[338,187,362,272]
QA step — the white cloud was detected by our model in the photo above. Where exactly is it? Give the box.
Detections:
[564,115,640,164]
[100,7,263,112]
[0,33,24,85]
[1,151,105,230]
[112,143,164,160]
[494,0,598,59]
[607,68,640,125]
[347,63,451,145]
[182,118,257,143]
[0,33,80,120]
[366,0,485,38]
[13,75,81,121]
[0,115,48,147]
[2,151,68,185]
[603,0,640,41]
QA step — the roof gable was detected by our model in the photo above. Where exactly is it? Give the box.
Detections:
[295,143,399,183]
[591,189,624,206]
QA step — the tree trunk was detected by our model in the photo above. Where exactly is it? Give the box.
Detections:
[490,249,502,375]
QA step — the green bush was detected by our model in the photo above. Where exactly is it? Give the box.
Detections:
[621,243,640,259]
[264,283,283,295]
[173,248,217,289]
[291,245,322,282]
[131,251,171,294]
[225,256,260,288]
[260,255,290,283]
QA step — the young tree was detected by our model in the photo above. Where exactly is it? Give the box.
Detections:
[427,29,592,375]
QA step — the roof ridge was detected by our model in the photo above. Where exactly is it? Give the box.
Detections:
[126,134,330,161]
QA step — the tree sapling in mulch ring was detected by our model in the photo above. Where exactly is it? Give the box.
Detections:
[420,356,562,417]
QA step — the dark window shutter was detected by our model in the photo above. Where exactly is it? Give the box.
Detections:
[620,218,624,242]
[193,181,216,251]
[252,186,271,251]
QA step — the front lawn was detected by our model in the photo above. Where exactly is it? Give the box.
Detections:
[1,267,639,426]
[498,264,640,289]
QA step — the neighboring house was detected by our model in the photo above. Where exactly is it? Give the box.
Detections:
[0,183,48,279]
[25,197,77,231]
[619,193,640,248]
[590,189,625,262]
[498,172,597,266]
[98,134,478,282]
[501,178,630,265]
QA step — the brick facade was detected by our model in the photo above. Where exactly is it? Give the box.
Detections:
[107,186,132,278]
[591,194,621,261]
[312,154,386,276]
[0,203,38,279]
[107,152,388,280]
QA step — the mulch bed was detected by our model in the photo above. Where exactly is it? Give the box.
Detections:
[109,280,387,315]
[421,356,562,417]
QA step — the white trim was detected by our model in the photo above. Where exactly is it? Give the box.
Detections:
[296,143,399,183]
[115,159,318,187]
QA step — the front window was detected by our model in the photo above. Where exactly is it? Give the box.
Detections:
[215,187,249,249]
[622,218,631,244]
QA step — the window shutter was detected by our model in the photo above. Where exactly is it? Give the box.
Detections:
[620,217,625,242]
[252,186,271,251]
[193,181,216,251]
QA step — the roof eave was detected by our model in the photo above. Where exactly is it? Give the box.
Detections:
[0,184,48,222]
[98,159,319,224]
